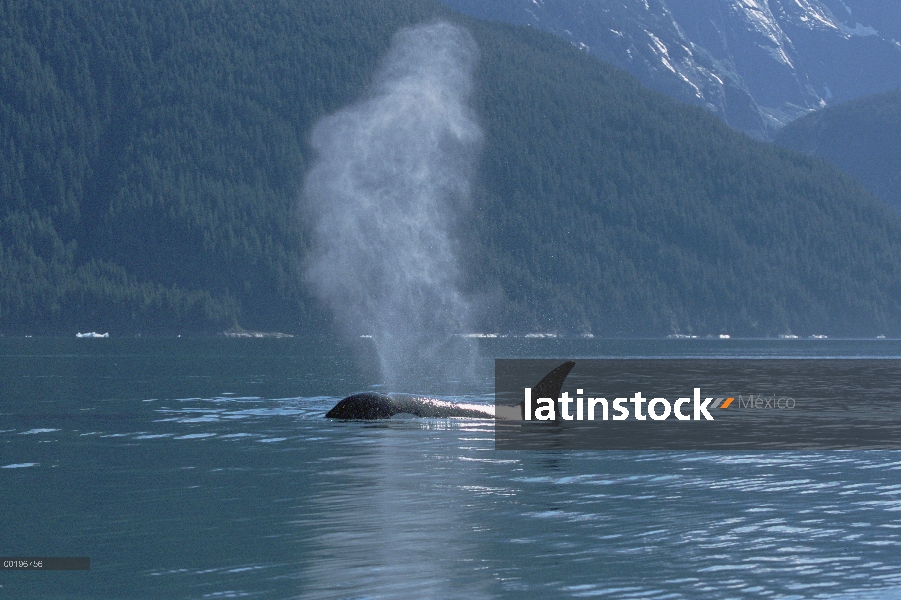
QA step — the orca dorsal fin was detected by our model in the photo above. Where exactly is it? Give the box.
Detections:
[533,360,576,400]
[519,360,576,419]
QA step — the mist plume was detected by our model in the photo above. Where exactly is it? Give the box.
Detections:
[301,22,482,389]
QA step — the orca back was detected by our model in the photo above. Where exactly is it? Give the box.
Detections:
[325,392,395,419]
[327,361,577,420]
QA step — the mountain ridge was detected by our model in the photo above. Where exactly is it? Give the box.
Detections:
[2,0,901,336]
[438,0,901,138]
[775,88,901,212]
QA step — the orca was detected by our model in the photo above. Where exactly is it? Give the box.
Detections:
[325,360,575,420]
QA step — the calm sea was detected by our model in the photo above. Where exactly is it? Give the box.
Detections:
[2,337,901,599]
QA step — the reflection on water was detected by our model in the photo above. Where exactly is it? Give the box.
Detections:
[302,422,496,600]
[2,338,901,598]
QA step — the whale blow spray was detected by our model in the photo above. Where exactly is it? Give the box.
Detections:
[302,22,482,389]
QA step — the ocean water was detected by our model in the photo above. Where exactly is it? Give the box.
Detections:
[2,337,901,599]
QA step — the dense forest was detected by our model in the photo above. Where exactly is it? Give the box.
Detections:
[775,89,901,213]
[3,0,901,336]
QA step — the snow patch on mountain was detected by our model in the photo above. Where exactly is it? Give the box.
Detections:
[789,0,842,31]
[731,0,796,68]
[438,0,901,138]
[841,22,878,37]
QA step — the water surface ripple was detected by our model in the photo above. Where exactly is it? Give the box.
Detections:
[2,337,900,599]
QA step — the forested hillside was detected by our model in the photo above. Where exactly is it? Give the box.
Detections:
[776,89,901,213]
[0,0,438,333]
[3,0,901,336]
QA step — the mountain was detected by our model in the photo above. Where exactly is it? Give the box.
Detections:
[775,88,901,212]
[3,0,901,337]
[0,0,439,334]
[437,0,901,139]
